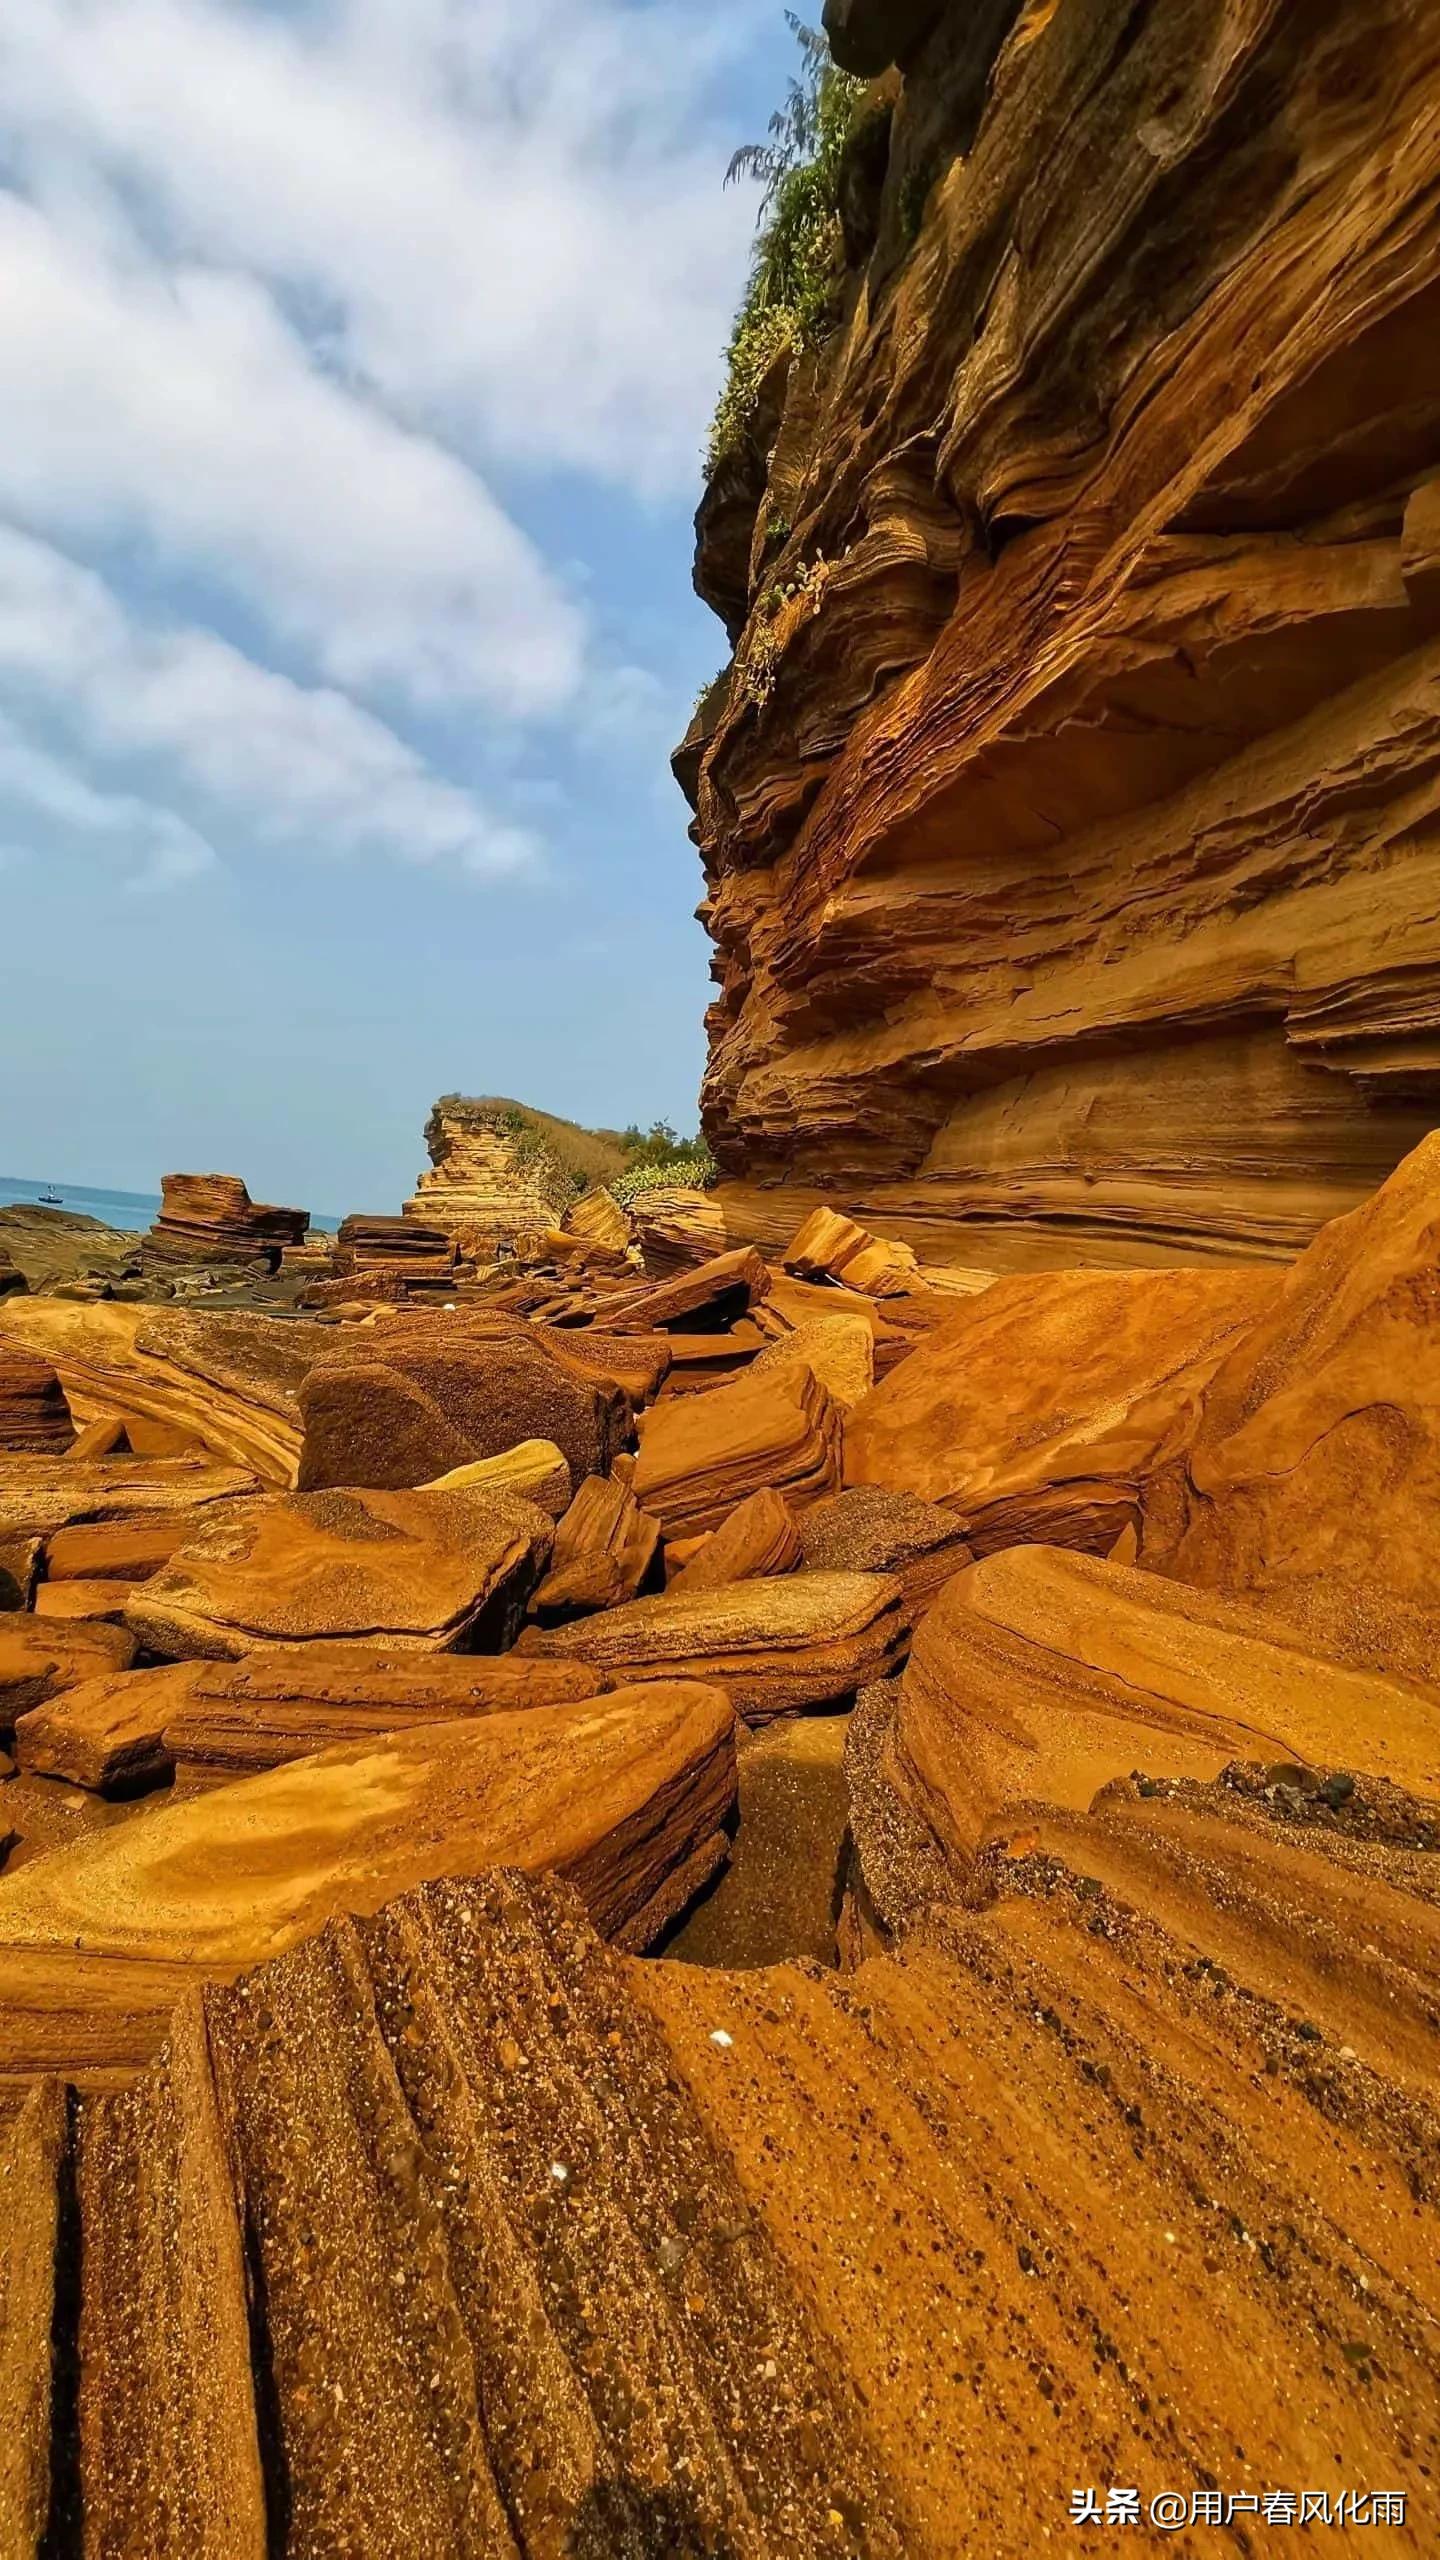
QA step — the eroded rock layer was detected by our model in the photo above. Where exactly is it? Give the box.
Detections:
[5,1866,1437,2554]
[681,0,1440,1268]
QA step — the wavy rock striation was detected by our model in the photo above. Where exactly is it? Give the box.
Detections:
[680,0,1440,1269]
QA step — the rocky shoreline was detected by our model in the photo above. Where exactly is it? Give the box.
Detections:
[1,1118,1438,2544]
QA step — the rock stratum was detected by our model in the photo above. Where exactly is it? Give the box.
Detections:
[679,0,1440,1269]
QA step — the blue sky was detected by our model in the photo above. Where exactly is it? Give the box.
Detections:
[0,0,794,1216]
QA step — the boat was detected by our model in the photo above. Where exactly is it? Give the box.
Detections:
[37,1187,63,1206]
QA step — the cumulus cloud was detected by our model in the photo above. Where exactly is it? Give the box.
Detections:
[0,0,765,894]
[0,0,765,493]
[0,527,543,882]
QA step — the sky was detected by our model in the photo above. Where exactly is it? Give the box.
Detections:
[0,0,795,1216]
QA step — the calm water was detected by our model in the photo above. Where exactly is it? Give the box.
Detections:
[0,1175,340,1233]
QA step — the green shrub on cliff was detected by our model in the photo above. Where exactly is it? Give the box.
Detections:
[612,1123,717,1206]
[709,17,864,466]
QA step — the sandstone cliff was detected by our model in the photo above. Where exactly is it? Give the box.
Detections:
[678,0,1440,1268]
[404,1096,627,1242]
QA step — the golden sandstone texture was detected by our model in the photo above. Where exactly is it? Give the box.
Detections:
[2,1,1440,2544]
[678,0,1440,1271]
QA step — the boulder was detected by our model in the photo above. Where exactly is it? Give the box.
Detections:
[0,1683,739,2077]
[561,1186,632,1255]
[43,1516,193,1584]
[528,1476,663,1625]
[845,1267,1276,1553]
[669,1489,804,1595]
[125,1484,555,1661]
[796,1487,973,1616]
[517,1570,906,1724]
[531,1324,673,1407]
[1141,1132,1440,1683]
[781,1209,919,1298]
[297,1320,629,1496]
[632,1365,843,1538]
[0,1348,73,1455]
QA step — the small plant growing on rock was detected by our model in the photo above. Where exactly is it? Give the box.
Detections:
[709,17,865,467]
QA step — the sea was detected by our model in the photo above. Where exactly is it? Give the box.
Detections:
[0,1175,341,1233]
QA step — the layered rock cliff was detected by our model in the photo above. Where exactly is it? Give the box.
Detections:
[678,0,1440,1269]
[405,1097,627,1243]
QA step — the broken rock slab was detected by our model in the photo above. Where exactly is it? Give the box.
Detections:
[633,1365,843,1539]
[0,1347,73,1455]
[668,1487,804,1595]
[0,1617,137,1725]
[125,1483,556,1661]
[797,1486,973,1617]
[0,1682,737,2083]
[518,1569,906,1724]
[527,1474,663,1625]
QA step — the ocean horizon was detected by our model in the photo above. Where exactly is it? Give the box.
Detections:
[0,1174,342,1234]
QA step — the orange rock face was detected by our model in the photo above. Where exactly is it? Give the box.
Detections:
[845,1264,1274,1551]
[1141,1128,1440,1681]
[680,0,1440,1271]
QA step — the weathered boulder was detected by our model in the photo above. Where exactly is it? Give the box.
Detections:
[125,1484,555,1660]
[1141,1130,1440,1683]
[845,1266,1275,1552]
[633,1365,843,1538]
[518,1569,905,1723]
[297,1319,630,1496]
[796,1486,972,1615]
[421,1438,572,1516]
[0,1684,738,2077]
[0,1454,257,1545]
[631,1183,727,1278]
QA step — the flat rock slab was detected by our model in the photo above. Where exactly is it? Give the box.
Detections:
[125,1482,555,1659]
[0,1455,258,1544]
[0,1682,738,2081]
[15,1645,613,1792]
[518,1569,906,1723]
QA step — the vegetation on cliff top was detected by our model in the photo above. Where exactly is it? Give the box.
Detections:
[430,1097,713,1208]
[709,17,865,467]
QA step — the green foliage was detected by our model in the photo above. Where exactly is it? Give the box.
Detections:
[709,17,865,467]
[613,1145,718,1210]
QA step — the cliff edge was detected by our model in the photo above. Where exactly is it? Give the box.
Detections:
[679,0,1440,1268]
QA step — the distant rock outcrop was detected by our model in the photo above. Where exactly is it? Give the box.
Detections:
[404,1096,628,1244]
[143,1174,309,1274]
[681,0,1440,1271]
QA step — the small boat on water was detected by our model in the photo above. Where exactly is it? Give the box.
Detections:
[38,1187,63,1207]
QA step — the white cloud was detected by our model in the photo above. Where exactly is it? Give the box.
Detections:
[0,197,584,715]
[0,708,217,891]
[0,0,765,492]
[0,527,543,879]
[0,0,769,896]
